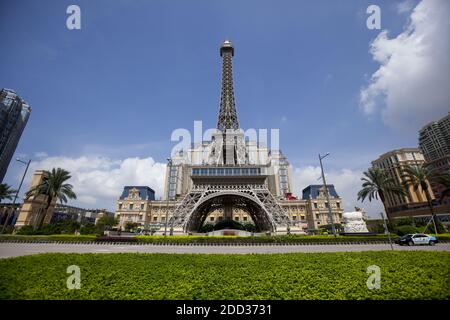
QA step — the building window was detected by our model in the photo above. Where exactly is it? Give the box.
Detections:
[153,217,157,222]
[243,216,248,221]
[316,214,319,219]
[129,204,133,210]
[210,217,214,222]
[140,204,145,210]
[292,216,297,220]
[235,217,239,221]
[118,204,122,210]
[336,202,340,209]
[313,203,318,209]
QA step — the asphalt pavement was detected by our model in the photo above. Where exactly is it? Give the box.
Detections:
[0,242,449,258]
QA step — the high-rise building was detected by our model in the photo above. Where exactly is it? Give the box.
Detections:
[371,148,435,217]
[418,112,450,199]
[0,88,31,183]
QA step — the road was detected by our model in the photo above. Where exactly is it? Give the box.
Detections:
[0,242,449,258]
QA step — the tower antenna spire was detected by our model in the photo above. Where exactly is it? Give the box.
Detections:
[217,39,239,131]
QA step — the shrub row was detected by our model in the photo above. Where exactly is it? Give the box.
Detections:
[0,234,97,243]
[0,251,448,299]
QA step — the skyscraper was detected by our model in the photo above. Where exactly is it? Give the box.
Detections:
[418,113,450,199]
[0,88,31,183]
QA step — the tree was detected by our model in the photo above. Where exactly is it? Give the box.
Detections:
[357,167,406,224]
[25,168,76,229]
[96,216,119,234]
[125,222,140,232]
[401,164,439,234]
[434,170,450,204]
[0,183,17,203]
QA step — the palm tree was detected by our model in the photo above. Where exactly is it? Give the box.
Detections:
[401,164,439,234]
[0,183,17,203]
[25,168,76,229]
[357,167,406,224]
[434,170,450,204]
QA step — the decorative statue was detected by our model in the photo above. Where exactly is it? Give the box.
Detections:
[342,211,369,233]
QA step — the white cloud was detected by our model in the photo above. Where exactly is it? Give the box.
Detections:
[22,156,167,211]
[293,166,383,218]
[360,0,450,131]
[397,0,416,14]
[34,152,48,158]
[20,155,383,218]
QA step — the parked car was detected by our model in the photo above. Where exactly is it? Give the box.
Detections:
[395,234,438,246]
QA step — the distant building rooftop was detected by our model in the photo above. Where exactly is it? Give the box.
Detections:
[302,184,339,200]
[120,186,155,200]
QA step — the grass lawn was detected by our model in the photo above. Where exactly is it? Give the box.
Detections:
[0,251,448,300]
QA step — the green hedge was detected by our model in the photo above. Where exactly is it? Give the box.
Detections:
[0,251,448,299]
[0,234,97,242]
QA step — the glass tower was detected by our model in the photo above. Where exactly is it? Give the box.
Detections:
[0,88,31,183]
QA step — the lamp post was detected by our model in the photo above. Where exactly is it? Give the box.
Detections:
[318,153,336,237]
[163,158,172,237]
[380,212,394,251]
[1,158,31,233]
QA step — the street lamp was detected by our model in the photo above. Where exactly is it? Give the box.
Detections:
[380,212,394,251]
[163,158,172,237]
[1,158,31,233]
[318,153,337,237]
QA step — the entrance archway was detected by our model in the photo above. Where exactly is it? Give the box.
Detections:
[184,192,275,233]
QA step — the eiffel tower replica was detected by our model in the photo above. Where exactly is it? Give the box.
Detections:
[162,40,301,235]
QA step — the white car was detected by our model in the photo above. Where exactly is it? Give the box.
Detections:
[395,233,438,246]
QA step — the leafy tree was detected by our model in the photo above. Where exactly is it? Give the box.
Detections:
[242,222,257,232]
[125,222,140,232]
[199,223,214,233]
[396,217,414,226]
[79,222,98,235]
[401,164,439,234]
[213,219,245,231]
[434,170,450,204]
[96,216,119,234]
[25,168,76,229]
[320,223,343,234]
[395,225,421,236]
[357,167,406,224]
[0,183,17,203]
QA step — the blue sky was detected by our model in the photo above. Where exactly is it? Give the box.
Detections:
[1,0,448,215]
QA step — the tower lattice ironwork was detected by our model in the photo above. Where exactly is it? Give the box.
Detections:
[217,40,239,131]
[167,40,292,235]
